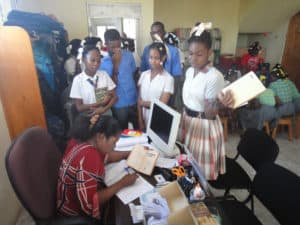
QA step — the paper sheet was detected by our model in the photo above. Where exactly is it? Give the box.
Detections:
[104,160,154,205]
[222,71,266,109]
[115,133,148,149]
[155,157,178,169]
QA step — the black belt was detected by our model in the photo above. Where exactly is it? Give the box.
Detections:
[184,106,216,120]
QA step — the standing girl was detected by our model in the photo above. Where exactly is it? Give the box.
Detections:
[137,42,174,130]
[179,23,233,180]
[64,38,82,84]
[57,114,137,220]
[70,44,117,116]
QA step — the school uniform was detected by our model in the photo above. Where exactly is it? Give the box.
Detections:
[179,66,225,180]
[70,70,116,104]
[138,69,174,125]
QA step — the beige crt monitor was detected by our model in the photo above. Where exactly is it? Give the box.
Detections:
[146,99,181,157]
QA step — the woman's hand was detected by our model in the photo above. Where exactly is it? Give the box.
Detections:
[100,94,112,106]
[89,102,101,110]
[93,107,105,116]
[119,174,138,187]
[218,90,234,108]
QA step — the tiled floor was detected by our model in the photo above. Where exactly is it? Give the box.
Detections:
[15,131,300,225]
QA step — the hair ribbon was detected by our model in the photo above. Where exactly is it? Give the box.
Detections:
[190,22,212,37]
[153,33,170,59]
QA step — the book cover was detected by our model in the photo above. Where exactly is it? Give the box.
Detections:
[222,71,266,109]
[95,87,108,102]
[127,144,159,176]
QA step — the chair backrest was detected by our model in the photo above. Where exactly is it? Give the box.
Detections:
[5,126,62,220]
[253,163,300,225]
[237,128,279,171]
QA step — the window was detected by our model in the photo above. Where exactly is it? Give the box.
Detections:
[87,3,141,53]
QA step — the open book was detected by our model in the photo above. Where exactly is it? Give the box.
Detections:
[127,144,160,176]
[104,160,154,204]
[222,71,266,109]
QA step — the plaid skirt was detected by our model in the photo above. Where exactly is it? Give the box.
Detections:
[178,111,226,180]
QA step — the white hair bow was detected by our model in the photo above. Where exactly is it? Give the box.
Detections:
[66,44,72,55]
[190,22,212,37]
[80,39,86,46]
[96,41,102,51]
[77,47,83,61]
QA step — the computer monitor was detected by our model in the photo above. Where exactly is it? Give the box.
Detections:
[146,99,181,157]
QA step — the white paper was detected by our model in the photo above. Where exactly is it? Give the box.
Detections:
[115,133,148,148]
[104,160,154,205]
[222,71,266,109]
[155,157,178,169]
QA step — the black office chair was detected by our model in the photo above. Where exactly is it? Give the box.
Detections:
[5,126,99,225]
[209,128,279,211]
[253,163,300,225]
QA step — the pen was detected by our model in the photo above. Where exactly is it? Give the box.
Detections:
[124,167,130,174]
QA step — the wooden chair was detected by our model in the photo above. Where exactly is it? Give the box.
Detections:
[272,116,293,141]
[221,116,228,141]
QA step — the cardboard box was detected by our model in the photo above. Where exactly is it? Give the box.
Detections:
[159,181,198,225]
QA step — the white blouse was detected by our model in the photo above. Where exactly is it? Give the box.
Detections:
[138,69,174,124]
[70,70,116,104]
[182,67,224,112]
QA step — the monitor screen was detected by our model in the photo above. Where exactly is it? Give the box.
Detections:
[150,104,173,144]
[147,99,181,157]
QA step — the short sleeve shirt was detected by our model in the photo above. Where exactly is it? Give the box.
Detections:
[57,139,106,219]
[100,50,137,108]
[138,69,174,123]
[141,44,182,77]
[269,79,293,103]
[70,71,116,104]
[257,88,276,106]
[182,67,224,112]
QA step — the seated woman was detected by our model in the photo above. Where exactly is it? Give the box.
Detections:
[137,42,174,130]
[239,77,279,130]
[268,64,295,117]
[284,75,300,114]
[70,42,117,116]
[57,114,137,220]
[241,41,264,74]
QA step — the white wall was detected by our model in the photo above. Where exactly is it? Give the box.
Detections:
[0,100,21,225]
[14,0,154,56]
[245,19,289,67]
[154,0,240,54]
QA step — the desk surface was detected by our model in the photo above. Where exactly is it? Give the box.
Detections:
[112,142,232,225]
[113,173,231,225]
